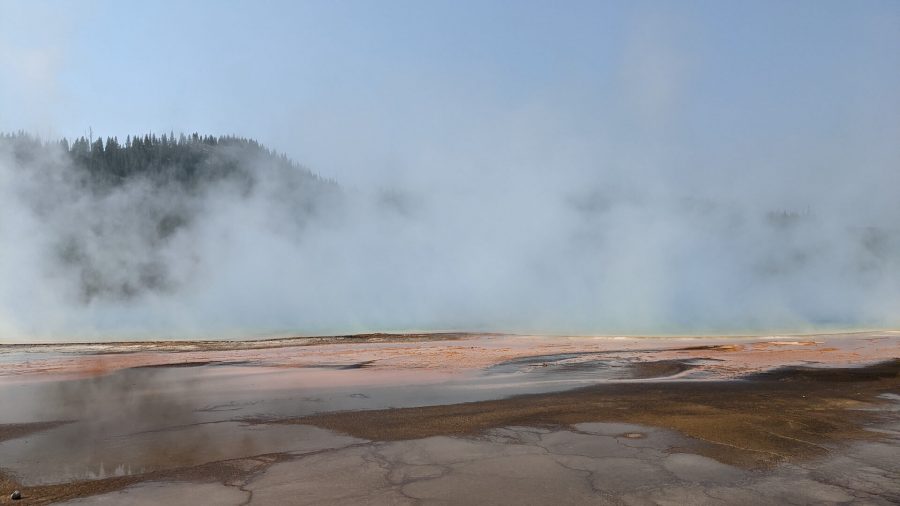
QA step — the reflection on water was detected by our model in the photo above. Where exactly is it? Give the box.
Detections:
[1,420,362,485]
[0,356,680,485]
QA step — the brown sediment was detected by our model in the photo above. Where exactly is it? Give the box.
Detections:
[4,332,898,383]
[0,452,295,505]
[0,332,477,354]
[629,359,697,378]
[269,359,899,469]
[0,332,488,380]
[0,422,71,444]
[676,344,745,352]
[130,360,220,369]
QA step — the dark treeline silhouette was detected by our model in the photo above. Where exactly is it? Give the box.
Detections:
[0,131,339,302]
[0,131,335,191]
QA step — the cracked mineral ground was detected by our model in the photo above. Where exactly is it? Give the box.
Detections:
[0,332,898,505]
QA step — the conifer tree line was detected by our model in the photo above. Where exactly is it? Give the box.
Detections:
[0,131,339,301]
[0,131,335,191]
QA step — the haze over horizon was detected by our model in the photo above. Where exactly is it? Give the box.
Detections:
[1,1,899,341]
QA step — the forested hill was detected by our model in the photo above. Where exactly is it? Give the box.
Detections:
[0,132,339,303]
[1,131,335,191]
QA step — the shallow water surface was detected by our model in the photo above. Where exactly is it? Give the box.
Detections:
[1,333,898,502]
[0,354,687,485]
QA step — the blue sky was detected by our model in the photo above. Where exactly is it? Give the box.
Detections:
[2,0,897,185]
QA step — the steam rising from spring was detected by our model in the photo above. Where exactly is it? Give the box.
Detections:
[1,2,899,342]
[1,126,899,341]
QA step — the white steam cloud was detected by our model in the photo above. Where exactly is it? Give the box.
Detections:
[1,3,898,342]
[1,118,898,342]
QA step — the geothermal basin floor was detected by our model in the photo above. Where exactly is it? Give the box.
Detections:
[0,332,898,504]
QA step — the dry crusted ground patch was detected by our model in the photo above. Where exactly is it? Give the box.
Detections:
[1,359,897,504]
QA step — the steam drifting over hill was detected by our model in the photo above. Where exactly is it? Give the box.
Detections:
[1,132,899,341]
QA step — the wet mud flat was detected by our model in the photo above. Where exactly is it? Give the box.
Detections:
[0,333,898,504]
[286,359,900,468]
